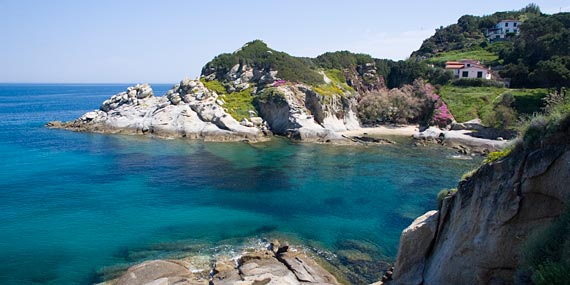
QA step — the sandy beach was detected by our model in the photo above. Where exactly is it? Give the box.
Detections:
[339,125,419,137]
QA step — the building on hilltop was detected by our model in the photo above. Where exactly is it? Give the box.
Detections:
[486,19,521,41]
[445,60,492,80]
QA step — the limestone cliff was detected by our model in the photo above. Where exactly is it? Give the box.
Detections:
[389,120,570,284]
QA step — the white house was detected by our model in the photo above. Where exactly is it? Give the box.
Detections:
[486,19,521,41]
[445,60,492,80]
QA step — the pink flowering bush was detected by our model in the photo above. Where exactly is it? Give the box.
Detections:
[425,86,454,127]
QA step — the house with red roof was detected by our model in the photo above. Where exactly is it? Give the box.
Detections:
[445,60,492,80]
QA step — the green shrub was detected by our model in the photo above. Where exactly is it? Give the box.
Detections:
[357,80,434,125]
[437,188,458,208]
[484,148,512,164]
[519,89,570,147]
[200,78,227,95]
[315,51,374,69]
[461,169,477,181]
[254,88,287,106]
[202,40,323,85]
[220,88,256,122]
[521,204,570,285]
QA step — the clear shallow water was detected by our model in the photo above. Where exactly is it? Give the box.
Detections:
[0,84,480,284]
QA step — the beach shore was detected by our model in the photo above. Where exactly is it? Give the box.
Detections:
[339,125,419,137]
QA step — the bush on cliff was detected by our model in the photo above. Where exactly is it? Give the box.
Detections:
[520,88,570,148]
[521,204,570,285]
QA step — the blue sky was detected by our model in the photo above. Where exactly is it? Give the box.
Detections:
[1,0,569,83]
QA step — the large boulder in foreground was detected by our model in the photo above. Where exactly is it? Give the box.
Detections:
[391,210,439,285]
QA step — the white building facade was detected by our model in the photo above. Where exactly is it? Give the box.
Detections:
[445,60,492,80]
[486,20,521,41]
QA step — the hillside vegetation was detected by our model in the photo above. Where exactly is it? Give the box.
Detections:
[439,86,547,127]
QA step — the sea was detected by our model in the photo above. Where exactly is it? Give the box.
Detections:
[0,83,480,284]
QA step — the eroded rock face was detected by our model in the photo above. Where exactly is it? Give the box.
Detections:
[48,82,266,142]
[390,129,570,285]
[106,247,340,285]
[255,84,359,143]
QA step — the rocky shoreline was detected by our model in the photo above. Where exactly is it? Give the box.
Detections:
[47,82,509,154]
[99,241,342,285]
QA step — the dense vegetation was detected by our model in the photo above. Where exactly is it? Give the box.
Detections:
[438,86,547,127]
[412,4,541,59]
[202,40,324,85]
[358,79,435,125]
[500,13,570,88]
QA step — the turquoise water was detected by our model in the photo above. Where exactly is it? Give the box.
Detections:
[0,84,479,284]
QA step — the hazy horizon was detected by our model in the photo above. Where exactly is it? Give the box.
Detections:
[1,0,569,83]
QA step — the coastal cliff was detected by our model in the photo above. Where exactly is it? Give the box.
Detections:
[389,113,570,284]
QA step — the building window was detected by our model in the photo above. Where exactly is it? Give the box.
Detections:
[514,22,517,27]
[505,22,509,27]
[506,29,510,33]
[477,71,483,78]
[462,71,469,78]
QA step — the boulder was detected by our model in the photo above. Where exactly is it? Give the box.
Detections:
[391,211,439,285]
[114,260,208,285]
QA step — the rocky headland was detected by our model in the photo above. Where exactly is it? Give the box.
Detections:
[48,40,508,152]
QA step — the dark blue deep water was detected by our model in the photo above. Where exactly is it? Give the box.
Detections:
[0,84,479,284]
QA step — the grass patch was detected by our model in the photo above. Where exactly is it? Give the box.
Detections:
[438,86,548,125]
[199,78,255,121]
[484,148,512,164]
[219,88,255,122]
[324,69,346,84]
[312,69,356,97]
[427,48,499,66]
[510,89,548,115]
[200,78,227,95]
[313,84,345,97]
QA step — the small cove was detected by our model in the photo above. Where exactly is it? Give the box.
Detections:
[0,84,481,284]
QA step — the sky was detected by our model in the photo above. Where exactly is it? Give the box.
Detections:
[1,0,569,83]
